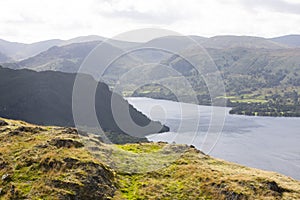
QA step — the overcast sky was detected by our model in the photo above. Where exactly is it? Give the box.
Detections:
[0,0,300,43]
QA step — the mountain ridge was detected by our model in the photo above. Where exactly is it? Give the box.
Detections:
[0,66,169,143]
[270,34,300,47]
[0,34,297,62]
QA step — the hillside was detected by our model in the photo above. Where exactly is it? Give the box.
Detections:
[0,67,169,143]
[2,42,100,72]
[201,36,288,49]
[2,35,300,116]
[2,41,141,75]
[0,39,63,61]
[132,46,300,116]
[270,35,300,48]
[0,118,299,199]
[0,36,141,62]
[1,35,289,73]
[0,118,116,199]
[0,52,11,63]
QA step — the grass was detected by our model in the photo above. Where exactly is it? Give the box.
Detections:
[0,118,115,199]
[85,136,300,200]
[115,143,163,153]
[1,117,300,199]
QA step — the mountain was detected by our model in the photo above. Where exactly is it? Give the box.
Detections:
[2,35,300,115]
[201,35,288,49]
[0,36,141,61]
[63,35,141,49]
[0,66,169,142]
[132,45,300,116]
[1,35,289,73]
[270,35,300,47]
[0,117,299,199]
[126,35,207,63]
[0,39,63,61]
[63,35,105,44]
[0,35,290,62]
[2,41,141,74]
[142,35,206,52]
[170,46,300,78]
[132,45,300,95]
[3,41,100,72]
[0,51,11,63]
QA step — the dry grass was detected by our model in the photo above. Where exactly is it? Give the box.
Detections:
[0,117,299,200]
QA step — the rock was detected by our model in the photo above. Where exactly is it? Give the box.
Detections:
[10,185,15,196]
[2,173,11,181]
[0,120,8,126]
[40,158,63,171]
[16,126,45,133]
[63,157,79,168]
[0,161,7,170]
[62,127,78,135]
[49,138,84,148]
[34,143,49,149]
[49,161,116,200]
[8,130,22,136]
[267,181,283,193]
[222,191,245,200]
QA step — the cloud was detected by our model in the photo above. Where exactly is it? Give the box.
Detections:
[239,0,300,15]
[0,0,299,43]
[97,7,181,24]
[93,0,188,24]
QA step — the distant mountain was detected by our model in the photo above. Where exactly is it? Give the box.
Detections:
[164,46,300,91]
[0,66,169,141]
[127,35,207,63]
[200,36,288,49]
[0,39,63,61]
[0,51,11,62]
[3,35,290,77]
[142,35,206,52]
[0,34,293,62]
[2,41,141,74]
[64,35,141,49]
[3,41,100,72]
[0,35,141,61]
[131,45,300,111]
[64,35,105,44]
[140,35,286,50]
[2,35,300,104]
[270,35,300,47]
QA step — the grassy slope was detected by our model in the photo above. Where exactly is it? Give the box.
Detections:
[0,118,300,200]
[0,118,115,200]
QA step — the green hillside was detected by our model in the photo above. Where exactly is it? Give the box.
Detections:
[132,47,300,116]
[0,118,299,199]
[0,67,169,143]
[2,35,300,116]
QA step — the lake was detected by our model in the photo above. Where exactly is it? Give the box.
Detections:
[127,97,300,180]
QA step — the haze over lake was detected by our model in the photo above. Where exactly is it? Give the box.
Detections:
[127,97,300,180]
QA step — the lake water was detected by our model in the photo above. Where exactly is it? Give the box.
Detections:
[127,97,300,180]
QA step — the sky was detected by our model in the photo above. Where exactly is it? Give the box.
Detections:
[0,0,300,43]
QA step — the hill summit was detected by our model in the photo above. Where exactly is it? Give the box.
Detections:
[0,118,299,199]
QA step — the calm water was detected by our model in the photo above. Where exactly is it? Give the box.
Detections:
[127,97,300,180]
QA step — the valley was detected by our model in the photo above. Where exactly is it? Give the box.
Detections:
[2,35,300,117]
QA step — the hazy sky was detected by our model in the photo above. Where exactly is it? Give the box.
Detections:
[0,0,300,43]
